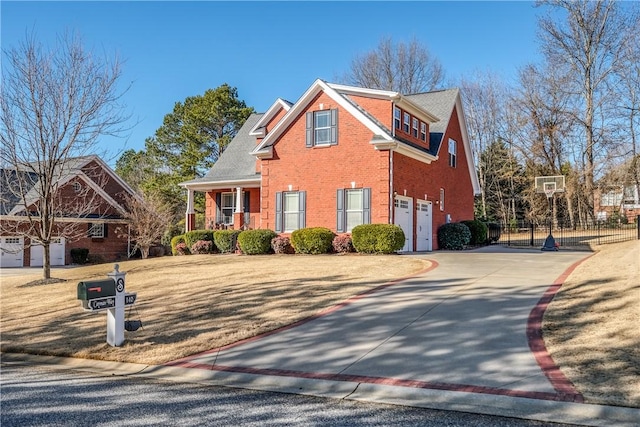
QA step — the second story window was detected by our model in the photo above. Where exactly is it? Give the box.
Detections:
[412,118,419,138]
[420,122,427,141]
[306,109,338,147]
[403,112,410,133]
[448,138,457,168]
[394,107,401,130]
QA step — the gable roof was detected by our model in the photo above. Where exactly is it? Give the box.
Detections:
[179,113,263,190]
[249,98,292,137]
[2,155,138,217]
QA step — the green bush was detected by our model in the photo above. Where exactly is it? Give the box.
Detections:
[437,223,471,250]
[351,224,405,254]
[70,248,89,264]
[170,235,186,256]
[290,227,335,254]
[184,230,214,247]
[214,230,241,253]
[461,220,488,246]
[238,229,277,255]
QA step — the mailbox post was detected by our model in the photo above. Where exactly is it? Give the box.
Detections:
[106,264,126,346]
[77,264,137,347]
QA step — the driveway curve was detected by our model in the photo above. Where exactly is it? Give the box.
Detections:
[169,247,590,403]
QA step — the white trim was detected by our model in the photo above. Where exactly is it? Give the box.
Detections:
[370,137,438,165]
[453,93,482,195]
[0,215,129,224]
[248,98,292,136]
[180,177,261,191]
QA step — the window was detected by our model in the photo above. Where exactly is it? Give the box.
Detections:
[306,109,337,147]
[88,223,105,238]
[221,192,236,224]
[5,237,20,244]
[412,118,419,138]
[394,198,409,209]
[439,188,445,211]
[448,138,457,168]
[72,182,82,193]
[275,191,306,233]
[420,122,427,141]
[337,188,371,232]
[394,107,401,130]
[403,112,410,133]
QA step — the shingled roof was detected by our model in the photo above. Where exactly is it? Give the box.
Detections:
[405,88,459,156]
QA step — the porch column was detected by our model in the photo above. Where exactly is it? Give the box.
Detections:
[185,188,196,232]
[233,187,245,230]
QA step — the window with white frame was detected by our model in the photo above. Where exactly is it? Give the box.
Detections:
[412,117,419,138]
[448,138,457,168]
[337,188,371,232]
[403,112,410,133]
[420,122,427,141]
[276,191,306,233]
[72,182,82,193]
[220,192,236,224]
[306,110,337,146]
[346,189,364,232]
[394,107,401,130]
[88,223,105,238]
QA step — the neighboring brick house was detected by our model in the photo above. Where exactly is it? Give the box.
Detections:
[0,155,137,267]
[594,185,640,222]
[180,79,481,251]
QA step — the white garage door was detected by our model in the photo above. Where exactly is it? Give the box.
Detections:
[416,200,433,252]
[394,196,413,252]
[1,237,24,268]
[30,238,66,267]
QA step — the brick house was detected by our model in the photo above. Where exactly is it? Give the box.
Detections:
[180,80,481,251]
[0,156,137,267]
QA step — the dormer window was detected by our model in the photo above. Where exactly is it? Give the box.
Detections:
[420,122,427,141]
[394,107,401,129]
[412,118,419,138]
[403,112,410,133]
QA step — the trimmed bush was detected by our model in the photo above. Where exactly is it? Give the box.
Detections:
[290,227,335,254]
[238,229,277,255]
[351,224,405,254]
[175,242,190,255]
[332,234,355,254]
[271,236,294,254]
[437,222,471,250]
[184,230,214,248]
[214,229,241,253]
[171,235,186,256]
[190,240,214,254]
[70,248,89,264]
[461,220,488,246]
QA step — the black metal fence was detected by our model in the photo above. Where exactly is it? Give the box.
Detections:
[497,217,640,249]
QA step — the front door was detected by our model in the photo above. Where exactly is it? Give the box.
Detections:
[416,200,432,251]
[394,196,413,252]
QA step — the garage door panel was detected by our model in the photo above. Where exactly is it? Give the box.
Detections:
[1,237,24,268]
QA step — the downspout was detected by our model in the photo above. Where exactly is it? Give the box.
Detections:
[389,150,394,224]
[127,223,131,259]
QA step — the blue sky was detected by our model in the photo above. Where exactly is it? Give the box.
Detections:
[2,1,543,165]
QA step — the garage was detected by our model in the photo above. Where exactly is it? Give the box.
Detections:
[0,236,24,268]
[30,237,66,267]
[394,196,413,252]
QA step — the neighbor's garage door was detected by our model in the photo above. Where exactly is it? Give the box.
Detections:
[30,237,66,267]
[1,236,24,268]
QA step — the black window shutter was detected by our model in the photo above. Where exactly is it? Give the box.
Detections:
[336,189,345,232]
[103,223,108,238]
[363,188,371,224]
[244,191,250,213]
[305,112,313,147]
[87,222,93,237]
[215,193,222,223]
[298,191,306,229]
[275,192,283,233]
[330,109,338,145]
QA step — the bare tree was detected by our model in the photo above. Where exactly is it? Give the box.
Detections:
[0,31,129,280]
[341,36,445,93]
[115,192,172,259]
[537,0,637,219]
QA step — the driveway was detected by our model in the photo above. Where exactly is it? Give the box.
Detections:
[170,247,589,402]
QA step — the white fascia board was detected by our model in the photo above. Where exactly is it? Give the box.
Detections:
[248,98,292,136]
[252,79,393,157]
[326,83,400,99]
[180,177,261,191]
[454,94,482,195]
[370,137,437,165]
[88,156,139,199]
[0,214,129,224]
[77,172,130,215]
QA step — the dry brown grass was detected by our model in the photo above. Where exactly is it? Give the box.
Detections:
[543,240,640,408]
[1,254,429,365]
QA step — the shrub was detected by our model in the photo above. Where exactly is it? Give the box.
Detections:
[184,230,214,248]
[171,235,186,256]
[484,222,501,244]
[190,240,214,254]
[332,234,355,253]
[271,236,294,254]
[175,242,190,255]
[461,220,488,246]
[290,227,335,254]
[351,224,405,254]
[437,222,471,250]
[149,246,165,257]
[70,248,89,264]
[238,229,277,255]
[214,230,241,253]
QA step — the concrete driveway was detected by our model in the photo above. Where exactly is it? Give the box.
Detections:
[171,247,589,402]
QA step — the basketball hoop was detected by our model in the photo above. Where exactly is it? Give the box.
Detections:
[534,175,565,252]
[543,182,556,200]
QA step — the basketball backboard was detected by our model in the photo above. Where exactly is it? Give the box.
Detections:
[535,176,565,195]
